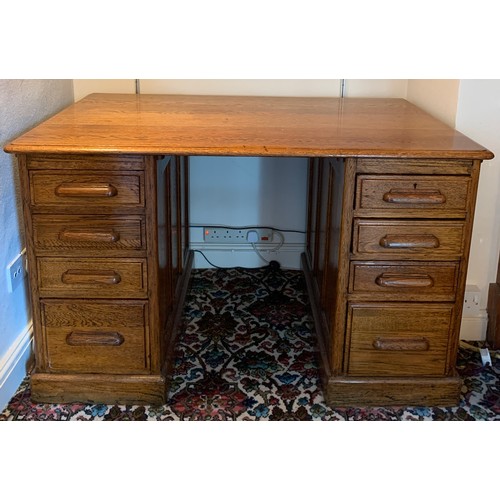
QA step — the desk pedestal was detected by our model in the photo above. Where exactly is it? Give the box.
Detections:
[304,157,481,407]
[19,154,191,405]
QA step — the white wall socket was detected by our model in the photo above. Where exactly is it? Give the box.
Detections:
[463,285,481,316]
[6,251,27,293]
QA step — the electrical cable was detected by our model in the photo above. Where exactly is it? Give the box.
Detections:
[193,249,274,270]
[193,249,227,269]
[250,229,284,264]
[251,242,271,264]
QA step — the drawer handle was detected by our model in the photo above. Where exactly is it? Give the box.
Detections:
[59,229,120,243]
[373,337,430,351]
[66,331,124,346]
[375,273,434,288]
[55,182,118,198]
[61,269,122,285]
[379,234,440,249]
[383,189,446,205]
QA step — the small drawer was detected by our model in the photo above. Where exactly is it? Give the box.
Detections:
[41,300,150,374]
[355,175,469,216]
[346,303,453,377]
[37,258,148,298]
[349,261,459,301]
[26,154,145,172]
[30,171,144,210]
[32,215,146,255]
[353,220,465,259]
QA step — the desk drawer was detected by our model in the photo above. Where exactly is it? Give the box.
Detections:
[41,300,150,374]
[37,258,148,298]
[353,220,465,259]
[30,172,144,209]
[347,303,453,377]
[32,215,146,255]
[355,175,469,215]
[349,261,459,301]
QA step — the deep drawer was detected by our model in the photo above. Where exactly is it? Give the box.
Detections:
[41,300,150,374]
[349,261,459,301]
[352,220,465,259]
[355,175,469,216]
[346,303,453,377]
[30,171,144,210]
[32,215,146,255]
[37,258,148,298]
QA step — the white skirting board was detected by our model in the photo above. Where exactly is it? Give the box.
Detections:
[460,312,489,341]
[0,322,34,413]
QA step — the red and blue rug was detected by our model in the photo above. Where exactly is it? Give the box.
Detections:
[1,265,499,420]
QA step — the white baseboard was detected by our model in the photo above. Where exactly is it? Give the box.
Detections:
[0,322,34,413]
[191,243,306,270]
[460,312,488,341]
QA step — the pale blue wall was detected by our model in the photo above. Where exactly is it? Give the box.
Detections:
[0,79,74,411]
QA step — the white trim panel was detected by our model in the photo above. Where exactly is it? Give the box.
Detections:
[0,322,34,413]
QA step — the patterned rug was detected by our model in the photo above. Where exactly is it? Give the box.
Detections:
[1,264,499,421]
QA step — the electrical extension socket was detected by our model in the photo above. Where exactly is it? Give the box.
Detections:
[203,227,273,243]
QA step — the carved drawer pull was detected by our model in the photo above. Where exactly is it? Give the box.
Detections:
[66,331,124,346]
[383,189,446,205]
[379,234,440,249]
[59,229,120,243]
[55,182,118,198]
[375,273,434,288]
[372,337,430,351]
[61,269,122,285]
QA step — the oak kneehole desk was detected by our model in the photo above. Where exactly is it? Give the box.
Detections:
[4,94,494,406]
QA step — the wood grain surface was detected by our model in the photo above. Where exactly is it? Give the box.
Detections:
[4,94,494,158]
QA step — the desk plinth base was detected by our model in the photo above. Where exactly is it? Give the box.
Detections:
[31,372,167,406]
[323,375,462,408]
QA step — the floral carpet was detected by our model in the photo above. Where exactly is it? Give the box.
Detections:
[1,264,499,421]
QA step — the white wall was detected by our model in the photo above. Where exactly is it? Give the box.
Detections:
[73,79,135,101]
[344,79,407,98]
[455,80,500,339]
[0,80,74,411]
[73,79,407,99]
[406,79,460,127]
[140,79,342,96]
[405,79,500,339]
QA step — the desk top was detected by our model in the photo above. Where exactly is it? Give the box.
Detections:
[4,93,493,159]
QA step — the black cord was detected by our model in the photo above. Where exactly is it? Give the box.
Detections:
[193,250,226,269]
[193,249,279,271]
